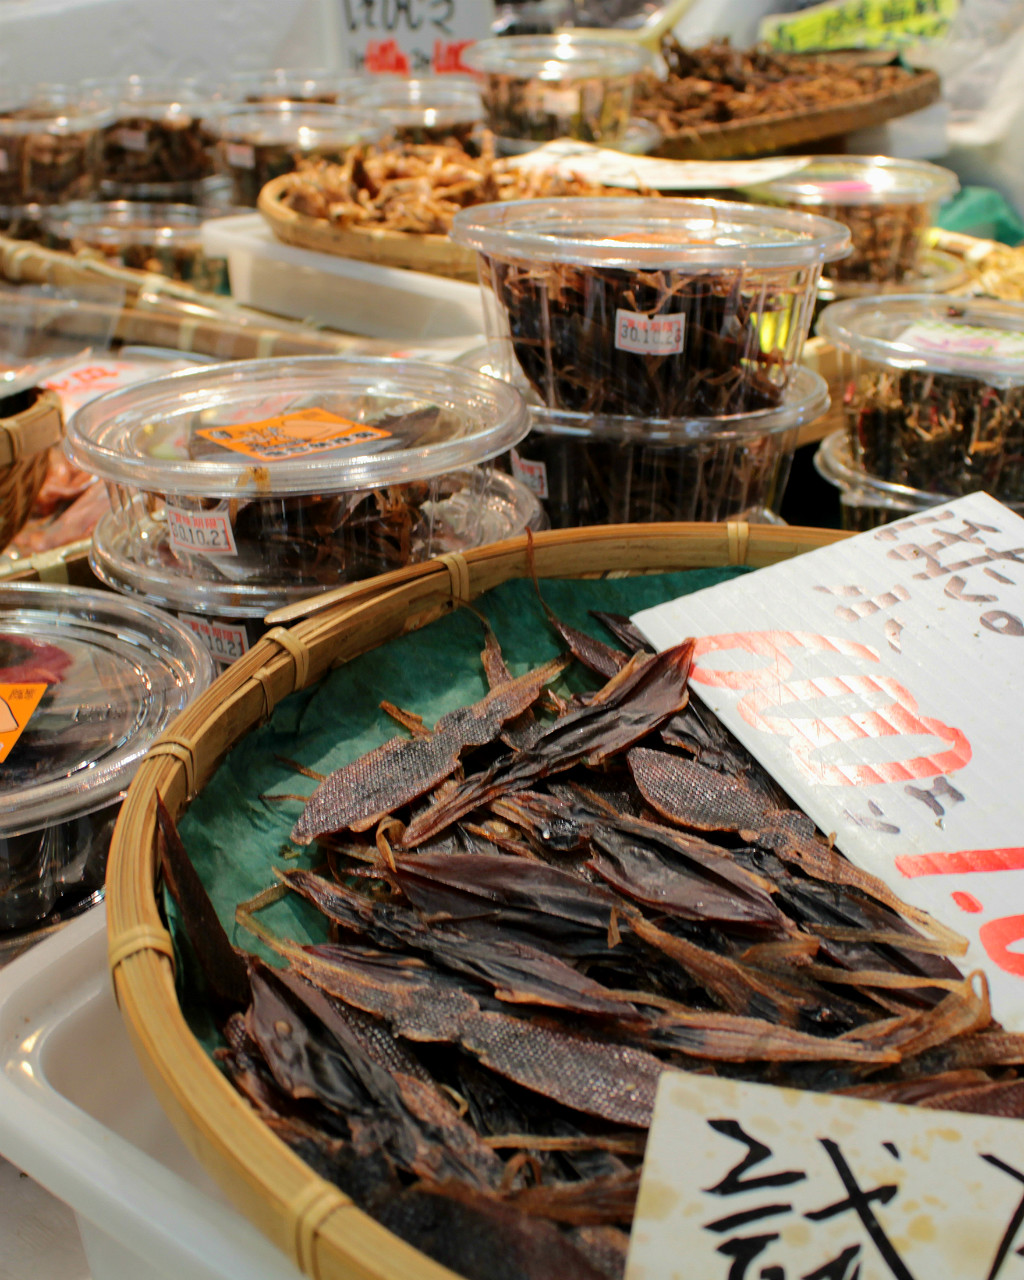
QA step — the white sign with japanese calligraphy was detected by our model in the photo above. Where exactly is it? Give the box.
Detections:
[629,1071,1024,1280]
[333,0,494,75]
[631,493,1024,1026]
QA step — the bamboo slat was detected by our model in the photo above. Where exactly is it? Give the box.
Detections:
[0,388,63,550]
[106,521,851,1280]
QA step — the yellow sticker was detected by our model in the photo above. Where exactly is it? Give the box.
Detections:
[759,0,958,51]
[194,409,391,463]
[0,682,47,764]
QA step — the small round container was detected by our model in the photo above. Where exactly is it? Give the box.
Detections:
[0,85,111,207]
[224,67,365,106]
[451,196,850,418]
[0,583,214,930]
[42,200,233,290]
[815,427,1024,532]
[90,470,545,664]
[211,103,385,206]
[66,356,531,588]
[461,33,652,153]
[743,155,959,285]
[338,75,485,149]
[468,351,829,526]
[92,76,220,197]
[817,295,1024,501]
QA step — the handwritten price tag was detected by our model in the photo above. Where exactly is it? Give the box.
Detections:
[166,505,238,557]
[632,493,1024,1027]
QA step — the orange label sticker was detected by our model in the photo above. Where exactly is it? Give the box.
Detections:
[194,410,391,463]
[0,682,47,764]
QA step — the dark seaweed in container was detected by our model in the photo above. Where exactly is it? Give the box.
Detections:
[847,368,1024,500]
[488,258,810,417]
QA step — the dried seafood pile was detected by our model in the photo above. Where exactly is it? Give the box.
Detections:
[273,137,638,235]
[163,590,1024,1280]
[635,39,928,135]
[820,199,930,283]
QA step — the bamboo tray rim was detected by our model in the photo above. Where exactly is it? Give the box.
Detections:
[0,388,63,469]
[105,521,852,1280]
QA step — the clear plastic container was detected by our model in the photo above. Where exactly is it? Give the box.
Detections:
[92,76,220,197]
[742,156,958,285]
[814,427,1024,531]
[451,195,850,418]
[224,67,365,106]
[465,345,827,525]
[461,33,652,153]
[89,470,545,663]
[817,295,1024,501]
[66,356,530,588]
[336,75,484,148]
[42,201,233,290]
[211,103,385,206]
[0,85,111,207]
[0,584,214,930]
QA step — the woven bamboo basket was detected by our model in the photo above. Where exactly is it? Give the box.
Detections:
[258,177,480,282]
[0,387,63,551]
[105,520,850,1280]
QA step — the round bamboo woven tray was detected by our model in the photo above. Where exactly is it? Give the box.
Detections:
[0,388,63,552]
[106,521,851,1280]
[647,67,941,161]
[258,176,480,281]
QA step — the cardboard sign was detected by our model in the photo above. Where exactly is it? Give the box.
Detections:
[629,1070,1024,1280]
[758,0,958,52]
[0,683,47,764]
[193,410,390,463]
[632,493,1024,1027]
[508,142,810,191]
[332,0,494,75]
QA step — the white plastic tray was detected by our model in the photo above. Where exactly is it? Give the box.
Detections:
[0,904,303,1280]
[202,213,485,341]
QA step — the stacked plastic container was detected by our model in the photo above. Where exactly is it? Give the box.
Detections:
[450,195,848,526]
[816,296,1024,529]
[67,355,540,666]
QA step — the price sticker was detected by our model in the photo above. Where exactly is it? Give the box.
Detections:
[615,309,685,356]
[194,409,391,463]
[177,614,249,663]
[166,505,238,557]
[0,682,48,764]
[113,127,149,152]
[511,450,549,500]
[224,142,255,170]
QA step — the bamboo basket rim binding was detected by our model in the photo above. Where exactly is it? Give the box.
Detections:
[0,386,63,551]
[105,520,852,1280]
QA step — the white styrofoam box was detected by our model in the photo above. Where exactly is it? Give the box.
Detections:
[202,213,486,342]
[0,905,303,1280]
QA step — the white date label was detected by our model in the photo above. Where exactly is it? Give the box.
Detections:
[166,505,238,557]
[614,309,685,356]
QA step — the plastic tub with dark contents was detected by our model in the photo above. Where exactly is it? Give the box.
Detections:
[818,295,1024,502]
[89,471,547,665]
[0,583,214,932]
[451,195,850,418]
[0,84,112,207]
[335,75,484,149]
[66,356,531,591]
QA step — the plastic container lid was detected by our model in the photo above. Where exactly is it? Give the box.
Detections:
[0,584,214,838]
[817,295,1024,384]
[211,102,384,147]
[741,155,959,208]
[42,200,222,247]
[450,196,851,270]
[66,355,530,498]
[225,67,365,103]
[462,33,652,80]
[347,76,484,128]
[89,470,544,615]
[85,75,217,116]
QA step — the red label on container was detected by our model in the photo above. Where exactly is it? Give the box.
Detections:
[0,682,47,764]
[194,409,390,463]
[166,506,238,557]
[615,309,685,356]
[177,614,249,663]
